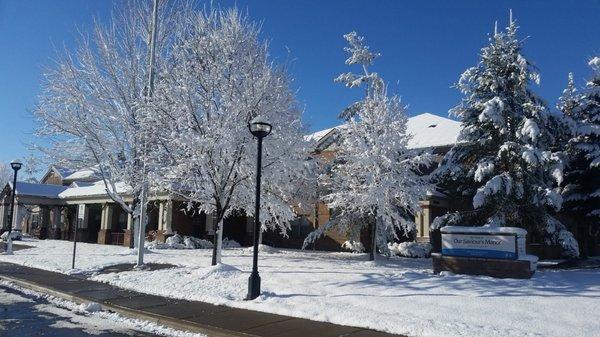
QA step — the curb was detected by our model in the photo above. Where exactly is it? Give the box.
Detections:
[0,274,253,337]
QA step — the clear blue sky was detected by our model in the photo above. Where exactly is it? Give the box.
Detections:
[1,0,599,166]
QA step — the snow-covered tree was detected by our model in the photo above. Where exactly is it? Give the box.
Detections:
[560,59,600,256]
[434,16,579,257]
[23,154,40,183]
[303,32,433,260]
[35,1,188,242]
[152,8,311,265]
[0,164,12,187]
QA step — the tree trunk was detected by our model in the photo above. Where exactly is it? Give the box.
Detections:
[216,218,224,264]
[370,218,377,261]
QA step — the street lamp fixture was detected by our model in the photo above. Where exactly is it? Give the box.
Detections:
[4,160,22,255]
[246,117,272,300]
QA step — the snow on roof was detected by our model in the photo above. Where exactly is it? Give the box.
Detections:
[9,181,68,198]
[63,167,101,181]
[304,126,338,142]
[406,113,462,149]
[58,180,130,199]
[305,113,462,150]
[51,166,77,179]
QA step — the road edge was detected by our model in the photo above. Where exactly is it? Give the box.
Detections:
[0,274,253,337]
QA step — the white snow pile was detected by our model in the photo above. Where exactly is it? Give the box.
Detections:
[77,302,102,313]
[5,239,600,337]
[388,241,432,258]
[146,234,213,250]
[243,244,280,254]
[222,238,241,248]
[342,240,365,253]
[195,263,242,280]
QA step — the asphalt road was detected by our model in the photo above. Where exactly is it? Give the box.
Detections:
[0,284,161,337]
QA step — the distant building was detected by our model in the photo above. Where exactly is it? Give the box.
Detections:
[264,113,463,250]
[0,166,252,247]
[0,113,463,251]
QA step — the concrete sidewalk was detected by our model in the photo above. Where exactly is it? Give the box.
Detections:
[0,262,404,337]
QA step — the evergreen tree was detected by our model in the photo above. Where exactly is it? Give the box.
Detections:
[560,58,600,256]
[434,16,579,257]
[304,32,433,260]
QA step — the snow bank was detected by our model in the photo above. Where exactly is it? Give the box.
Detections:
[243,244,280,254]
[3,239,600,337]
[388,241,431,258]
[78,302,102,313]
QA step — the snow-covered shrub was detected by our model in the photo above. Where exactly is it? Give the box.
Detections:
[165,233,183,245]
[342,240,365,253]
[147,234,215,250]
[0,230,22,241]
[244,244,280,254]
[222,238,241,249]
[145,240,186,250]
[388,241,432,258]
[184,236,213,249]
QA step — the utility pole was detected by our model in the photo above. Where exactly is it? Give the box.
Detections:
[136,0,158,269]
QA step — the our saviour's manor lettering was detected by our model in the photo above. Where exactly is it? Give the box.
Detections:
[452,238,503,245]
[441,232,518,260]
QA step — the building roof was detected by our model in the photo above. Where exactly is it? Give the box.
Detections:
[7,181,68,198]
[62,167,101,182]
[305,112,462,150]
[58,180,129,199]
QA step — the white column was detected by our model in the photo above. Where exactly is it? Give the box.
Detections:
[163,200,173,234]
[158,201,165,231]
[0,202,5,227]
[101,204,113,230]
[78,204,89,229]
[126,205,133,231]
[12,203,20,230]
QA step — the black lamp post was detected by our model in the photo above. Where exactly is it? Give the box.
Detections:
[5,160,22,255]
[246,117,272,300]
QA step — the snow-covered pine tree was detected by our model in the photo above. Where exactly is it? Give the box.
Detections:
[560,58,600,256]
[434,15,579,257]
[303,32,433,260]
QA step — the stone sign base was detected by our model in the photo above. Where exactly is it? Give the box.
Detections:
[432,253,536,279]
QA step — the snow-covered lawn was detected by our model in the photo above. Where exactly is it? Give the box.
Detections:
[2,238,599,337]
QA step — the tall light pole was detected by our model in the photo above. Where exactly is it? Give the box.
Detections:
[4,160,22,255]
[246,117,272,300]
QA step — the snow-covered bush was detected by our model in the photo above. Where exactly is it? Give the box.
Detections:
[342,240,365,253]
[146,234,214,250]
[222,238,241,249]
[184,236,213,249]
[165,234,183,245]
[388,241,432,258]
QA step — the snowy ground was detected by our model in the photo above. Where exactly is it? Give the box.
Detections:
[0,280,205,337]
[1,238,599,337]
